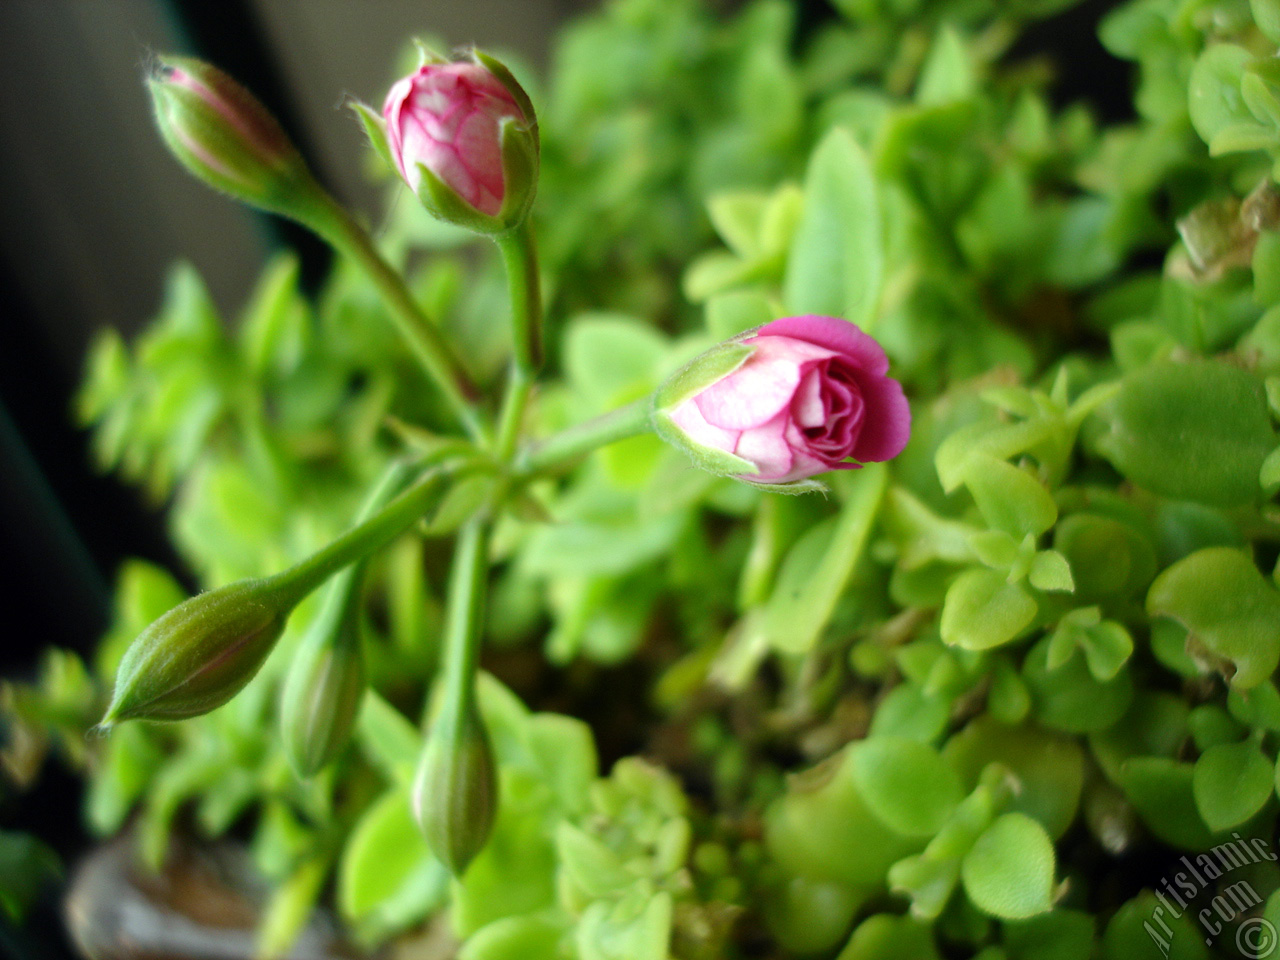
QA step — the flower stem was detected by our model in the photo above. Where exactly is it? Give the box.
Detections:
[439,520,490,718]
[494,219,542,377]
[310,198,489,443]
[272,460,483,604]
[494,364,532,464]
[516,398,653,476]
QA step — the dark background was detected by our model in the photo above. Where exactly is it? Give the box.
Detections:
[0,0,1128,956]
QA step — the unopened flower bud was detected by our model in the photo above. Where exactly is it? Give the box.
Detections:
[382,49,538,233]
[101,577,300,725]
[280,566,367,778]
[148,56,322,218]
[653,316,911,491]
[412,700,498,876]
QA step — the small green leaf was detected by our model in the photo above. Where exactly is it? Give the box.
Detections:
[1192,740,1273,830]
[960,813,1056,920]
[940,568,1038,651]
[964,455,1057,538]
[1028,550,1074,593]
[1147,547,1280,688]
[338,788,447,945]
[1189,45,1255,147]
[784,127,882,327]
[762,465,887,653]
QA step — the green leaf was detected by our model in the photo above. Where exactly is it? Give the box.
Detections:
[707,190,768,258]
[1228,681,1280,731]
[257,854,328,960]
[1192,740,1273,830]
[1189,45,1255,148]
[1004,911,1095,960]
[837,914,942,960]
[356,692,421,786]
[1147,547,1280,688]
[1023,636,1133,734]
[338,788,448,945]
[1102,893,1211,960]
[916,26,976,106]
[0,832,60,923]
[1028,551,1074,593]
[963,455,1057,538]
[1096,362,1275,507]
[783,127,882,327]
[1255,0,1280,44]
[940,568,1038,651]
[705,290,774,340]
[460,915,565,960]
[960,813,1056,920]
[762,464,888,653]
[945,718,1084,839]
[564,314,668,409]
[850,736,963,838]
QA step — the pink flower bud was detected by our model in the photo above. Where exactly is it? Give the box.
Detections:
[661,316,911,485]
[383,57,535,224]
[148,57,318,215]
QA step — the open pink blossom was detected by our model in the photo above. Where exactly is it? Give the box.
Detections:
[668,316,911,484]
[383,62,525,216]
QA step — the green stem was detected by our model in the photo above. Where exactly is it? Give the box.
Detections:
[311,198,489,443]
[516,398,652,476]
[439,520,490,718]
[272,462,476,604]
[494,364,532,464]
[494,219,542,377]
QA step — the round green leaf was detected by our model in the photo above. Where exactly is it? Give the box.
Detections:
[1023,636,1133,734]
[1147,547,1280,689]
[964,455,1057,538]
[850,736,963,837]
[1189,45,1255,147]
[1192,740,1273,831]
[941,568,1038,651]
[961,813,1056,920]
[1096,362,1275,507]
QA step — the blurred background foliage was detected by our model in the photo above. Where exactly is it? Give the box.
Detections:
[14,0,1280,958]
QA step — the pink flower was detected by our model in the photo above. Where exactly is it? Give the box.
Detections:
[383,62,527,217]
[666,316,911,484]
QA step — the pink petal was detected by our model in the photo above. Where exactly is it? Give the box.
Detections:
[733,412,795,481]
[697,336,834,430]
[849,371,912,462]
[792,367,828,428]
[669,396,740,454]
[759,315,890,376]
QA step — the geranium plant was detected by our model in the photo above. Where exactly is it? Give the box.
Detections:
[10,1,1280,959]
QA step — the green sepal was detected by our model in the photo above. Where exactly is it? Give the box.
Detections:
[412,700,498,877]
[651,409,760,478]
[412,40,448,66]
[494,116,540,230]
[414,162,507,235]
[653,341,755,411]
[279,564,368,778]
[101,576,296,725]
[349,99,394,171]
[736,475,829,495]
[472,50,538,145]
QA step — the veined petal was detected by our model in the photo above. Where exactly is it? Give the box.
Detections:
[759,315,891,376]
